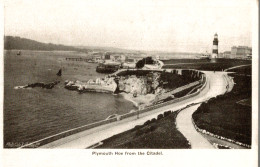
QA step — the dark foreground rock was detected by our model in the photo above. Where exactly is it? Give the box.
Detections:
[24,81,60,89]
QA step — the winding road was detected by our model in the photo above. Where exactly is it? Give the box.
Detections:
[40,71,230,149]
[176,72,229,149]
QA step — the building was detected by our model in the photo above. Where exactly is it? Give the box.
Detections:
[104,53,111,60]
[231,46,252,59]
[223,51,231,58]
[218,52,224,58]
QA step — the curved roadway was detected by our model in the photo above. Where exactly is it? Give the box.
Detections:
[40,71,229,148]
[176,72,228,149]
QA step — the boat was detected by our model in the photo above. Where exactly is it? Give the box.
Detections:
[56,69,62,76]
[17,50,21,55]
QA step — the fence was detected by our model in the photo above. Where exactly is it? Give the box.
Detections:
[20,70,207,148]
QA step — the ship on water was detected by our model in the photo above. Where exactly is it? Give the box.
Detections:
[56,69,62,76]
[17,50,21,55]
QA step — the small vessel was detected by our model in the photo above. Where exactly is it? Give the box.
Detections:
[17,50,21,55]
[56,69,62,76]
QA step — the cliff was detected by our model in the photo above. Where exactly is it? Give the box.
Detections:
[118,72,161,95]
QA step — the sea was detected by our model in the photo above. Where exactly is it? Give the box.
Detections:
[4,50,136,147]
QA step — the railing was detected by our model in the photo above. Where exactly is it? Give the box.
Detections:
[191,118,251,149]
[19,117,117,148]
[19,70,207,148]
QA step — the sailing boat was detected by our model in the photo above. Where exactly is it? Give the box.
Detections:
[56,69,62,76]
[17,50,21,55]
[56,59,63,76]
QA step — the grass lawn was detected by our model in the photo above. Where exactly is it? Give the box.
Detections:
[162,58,251,71]
[227,65,252,76]
[192,73,252,145]
[96,111,191,149]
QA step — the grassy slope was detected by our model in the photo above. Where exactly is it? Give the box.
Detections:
[162,59,251,71]
[192,67,252,145]
[97,60,252,148]
[97,111,190,149]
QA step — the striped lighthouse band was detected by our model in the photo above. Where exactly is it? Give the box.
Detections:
[212,49,218,54]
[213,39,218,45]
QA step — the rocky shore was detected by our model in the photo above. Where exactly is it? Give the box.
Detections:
[64,77,117,93]
[14,81,60,89]
[63,70,203,107]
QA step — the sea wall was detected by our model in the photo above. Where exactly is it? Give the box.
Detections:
[20,69,207,148]
[20,117,118,148]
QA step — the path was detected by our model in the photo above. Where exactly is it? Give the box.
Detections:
[41,71,229,149]
[176,104,214,148]
[40,72,212,148]
[224,64,251,71]
[176,72,228,149]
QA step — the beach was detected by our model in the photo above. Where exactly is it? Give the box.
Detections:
[120,92,156,108]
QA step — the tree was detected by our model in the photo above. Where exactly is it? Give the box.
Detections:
[136,57,154,68]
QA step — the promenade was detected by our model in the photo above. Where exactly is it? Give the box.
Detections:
[176,72,228,149]
[40,71,229,148]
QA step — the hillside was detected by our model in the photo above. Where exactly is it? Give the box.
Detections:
[4,36,138,54]
[4,36,87,52]
[75,45,140,53]
[4,36,200,58]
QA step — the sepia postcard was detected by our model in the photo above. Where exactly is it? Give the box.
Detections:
[0,0,258,166]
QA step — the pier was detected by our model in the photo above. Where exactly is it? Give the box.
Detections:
[65,57,91,62]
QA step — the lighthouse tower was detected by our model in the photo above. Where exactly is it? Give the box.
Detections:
[211,33,218,62]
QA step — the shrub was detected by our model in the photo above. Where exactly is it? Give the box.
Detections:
[150,118,156,123]
[135,129,144,136]
[136,57,155,68]
[144,120,151,126]
[133,125,143,130]
[163,111,171,117]
[157,114,164,120]
[149,125,157,132]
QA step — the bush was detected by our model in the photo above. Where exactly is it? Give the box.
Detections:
[149,125,157,132]
[157,114,164,120]
[133,125,143,130]
[135,129,144,136]
[144,120,151,126]
[163,111,171,117]
[136,57,155,68]
[150,118,156,123]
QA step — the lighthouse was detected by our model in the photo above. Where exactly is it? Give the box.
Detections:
[211,33,218,62]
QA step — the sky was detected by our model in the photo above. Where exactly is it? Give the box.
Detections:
[4,0,254,53]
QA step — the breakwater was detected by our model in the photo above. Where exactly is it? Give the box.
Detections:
[65,57,91,62]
